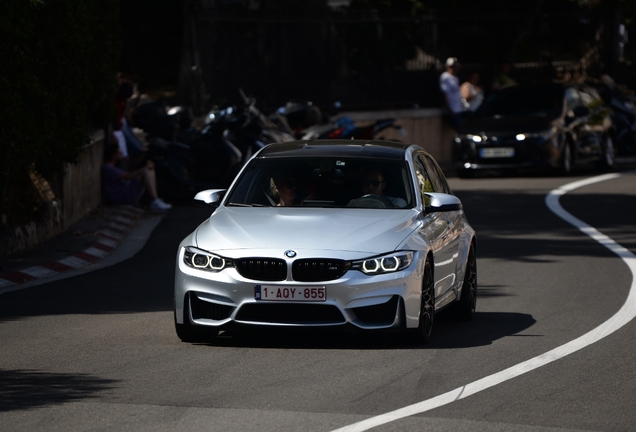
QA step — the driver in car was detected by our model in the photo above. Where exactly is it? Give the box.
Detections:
[270,172,300,206]
[359,168,407,208]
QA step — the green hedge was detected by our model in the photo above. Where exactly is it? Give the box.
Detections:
[0,0,121,224]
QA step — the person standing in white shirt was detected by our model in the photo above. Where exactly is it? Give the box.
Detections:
[439,57,463,131]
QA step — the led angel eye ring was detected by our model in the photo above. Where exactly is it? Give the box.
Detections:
[362,259,379,273]
[381,256,399,271]
[192,253,210,268]
[210,256,225,270]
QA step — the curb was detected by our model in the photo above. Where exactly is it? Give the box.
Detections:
[0,205,145,289]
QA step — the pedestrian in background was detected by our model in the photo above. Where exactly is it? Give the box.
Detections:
[439,57,463,132]
[460,71,484,112]
[491,60,517,92]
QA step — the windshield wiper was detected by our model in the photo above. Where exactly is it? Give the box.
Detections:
[227,203,267,207]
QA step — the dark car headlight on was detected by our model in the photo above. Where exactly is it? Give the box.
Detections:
[516,127,556,141]
[351,252,414,275]
[183,246,233,272]
[456,134,481,143]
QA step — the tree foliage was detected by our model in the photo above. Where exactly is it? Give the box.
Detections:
[0,0,121,223]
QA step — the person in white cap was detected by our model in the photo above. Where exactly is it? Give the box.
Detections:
[439,57,463,132]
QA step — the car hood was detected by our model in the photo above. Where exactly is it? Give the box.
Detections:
[194,206,419,255]
[462,115,559,135]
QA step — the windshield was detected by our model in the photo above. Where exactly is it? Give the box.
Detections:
[474,84,565,118]
[224,156,414,209]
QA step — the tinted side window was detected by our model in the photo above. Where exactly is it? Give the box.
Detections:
[421,154,452,194]
[413,157,434,206]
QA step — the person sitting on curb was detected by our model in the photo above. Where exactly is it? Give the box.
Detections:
[101,143,172,211]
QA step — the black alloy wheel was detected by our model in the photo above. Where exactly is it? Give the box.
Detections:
[454,244,477,320]
[174,293,218,343]
[414,259,435,344]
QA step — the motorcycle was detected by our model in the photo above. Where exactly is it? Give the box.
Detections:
[279,99,327,136]
[128,99,234,199]
[279,99,406,141]
[597,75,636,156]
[197,89,296,186]
[299,116,406,141]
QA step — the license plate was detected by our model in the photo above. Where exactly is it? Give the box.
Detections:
[480,147,515,158]
[254,285,326,302]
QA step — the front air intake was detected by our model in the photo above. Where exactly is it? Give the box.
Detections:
[235,303,345,325]
[190,294,235,320]
[352,296,399,326]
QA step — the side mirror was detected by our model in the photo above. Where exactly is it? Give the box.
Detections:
[193,189,226,207]
[424,192,462,213]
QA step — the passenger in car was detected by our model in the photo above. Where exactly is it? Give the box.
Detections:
[359,168,407,208]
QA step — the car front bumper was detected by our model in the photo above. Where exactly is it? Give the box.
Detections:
[174,246,425,331]
[452,136,561,171]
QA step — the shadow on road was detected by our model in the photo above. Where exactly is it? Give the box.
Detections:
[0,369,118,412]
[184,310,536,350]
[455,189,636,262]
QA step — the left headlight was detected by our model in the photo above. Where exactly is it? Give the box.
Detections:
[351,251,414,275]
[183,246,234,272]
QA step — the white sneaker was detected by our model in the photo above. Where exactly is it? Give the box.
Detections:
[150,198,172,211]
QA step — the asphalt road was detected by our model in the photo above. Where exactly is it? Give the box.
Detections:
[1,166,635,432]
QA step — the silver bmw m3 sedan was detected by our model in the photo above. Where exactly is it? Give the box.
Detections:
[174,139,477,344]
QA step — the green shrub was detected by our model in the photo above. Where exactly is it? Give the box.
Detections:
[0,0,121,224]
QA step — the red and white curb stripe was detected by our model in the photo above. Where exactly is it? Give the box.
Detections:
[0,205,144,289]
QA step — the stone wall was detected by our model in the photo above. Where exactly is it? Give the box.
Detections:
[62,131,104,231]
[338,108,455,169]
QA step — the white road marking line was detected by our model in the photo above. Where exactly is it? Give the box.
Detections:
[332,172,636,432]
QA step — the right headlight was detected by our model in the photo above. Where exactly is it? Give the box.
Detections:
[183,246,234,272]
[351,251,414,275]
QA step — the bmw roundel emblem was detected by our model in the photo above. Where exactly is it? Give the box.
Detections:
[284,250,297,258]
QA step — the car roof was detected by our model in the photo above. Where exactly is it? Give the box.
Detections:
[257,139,422,160]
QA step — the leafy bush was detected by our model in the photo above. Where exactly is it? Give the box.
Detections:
[0,0,121,224]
